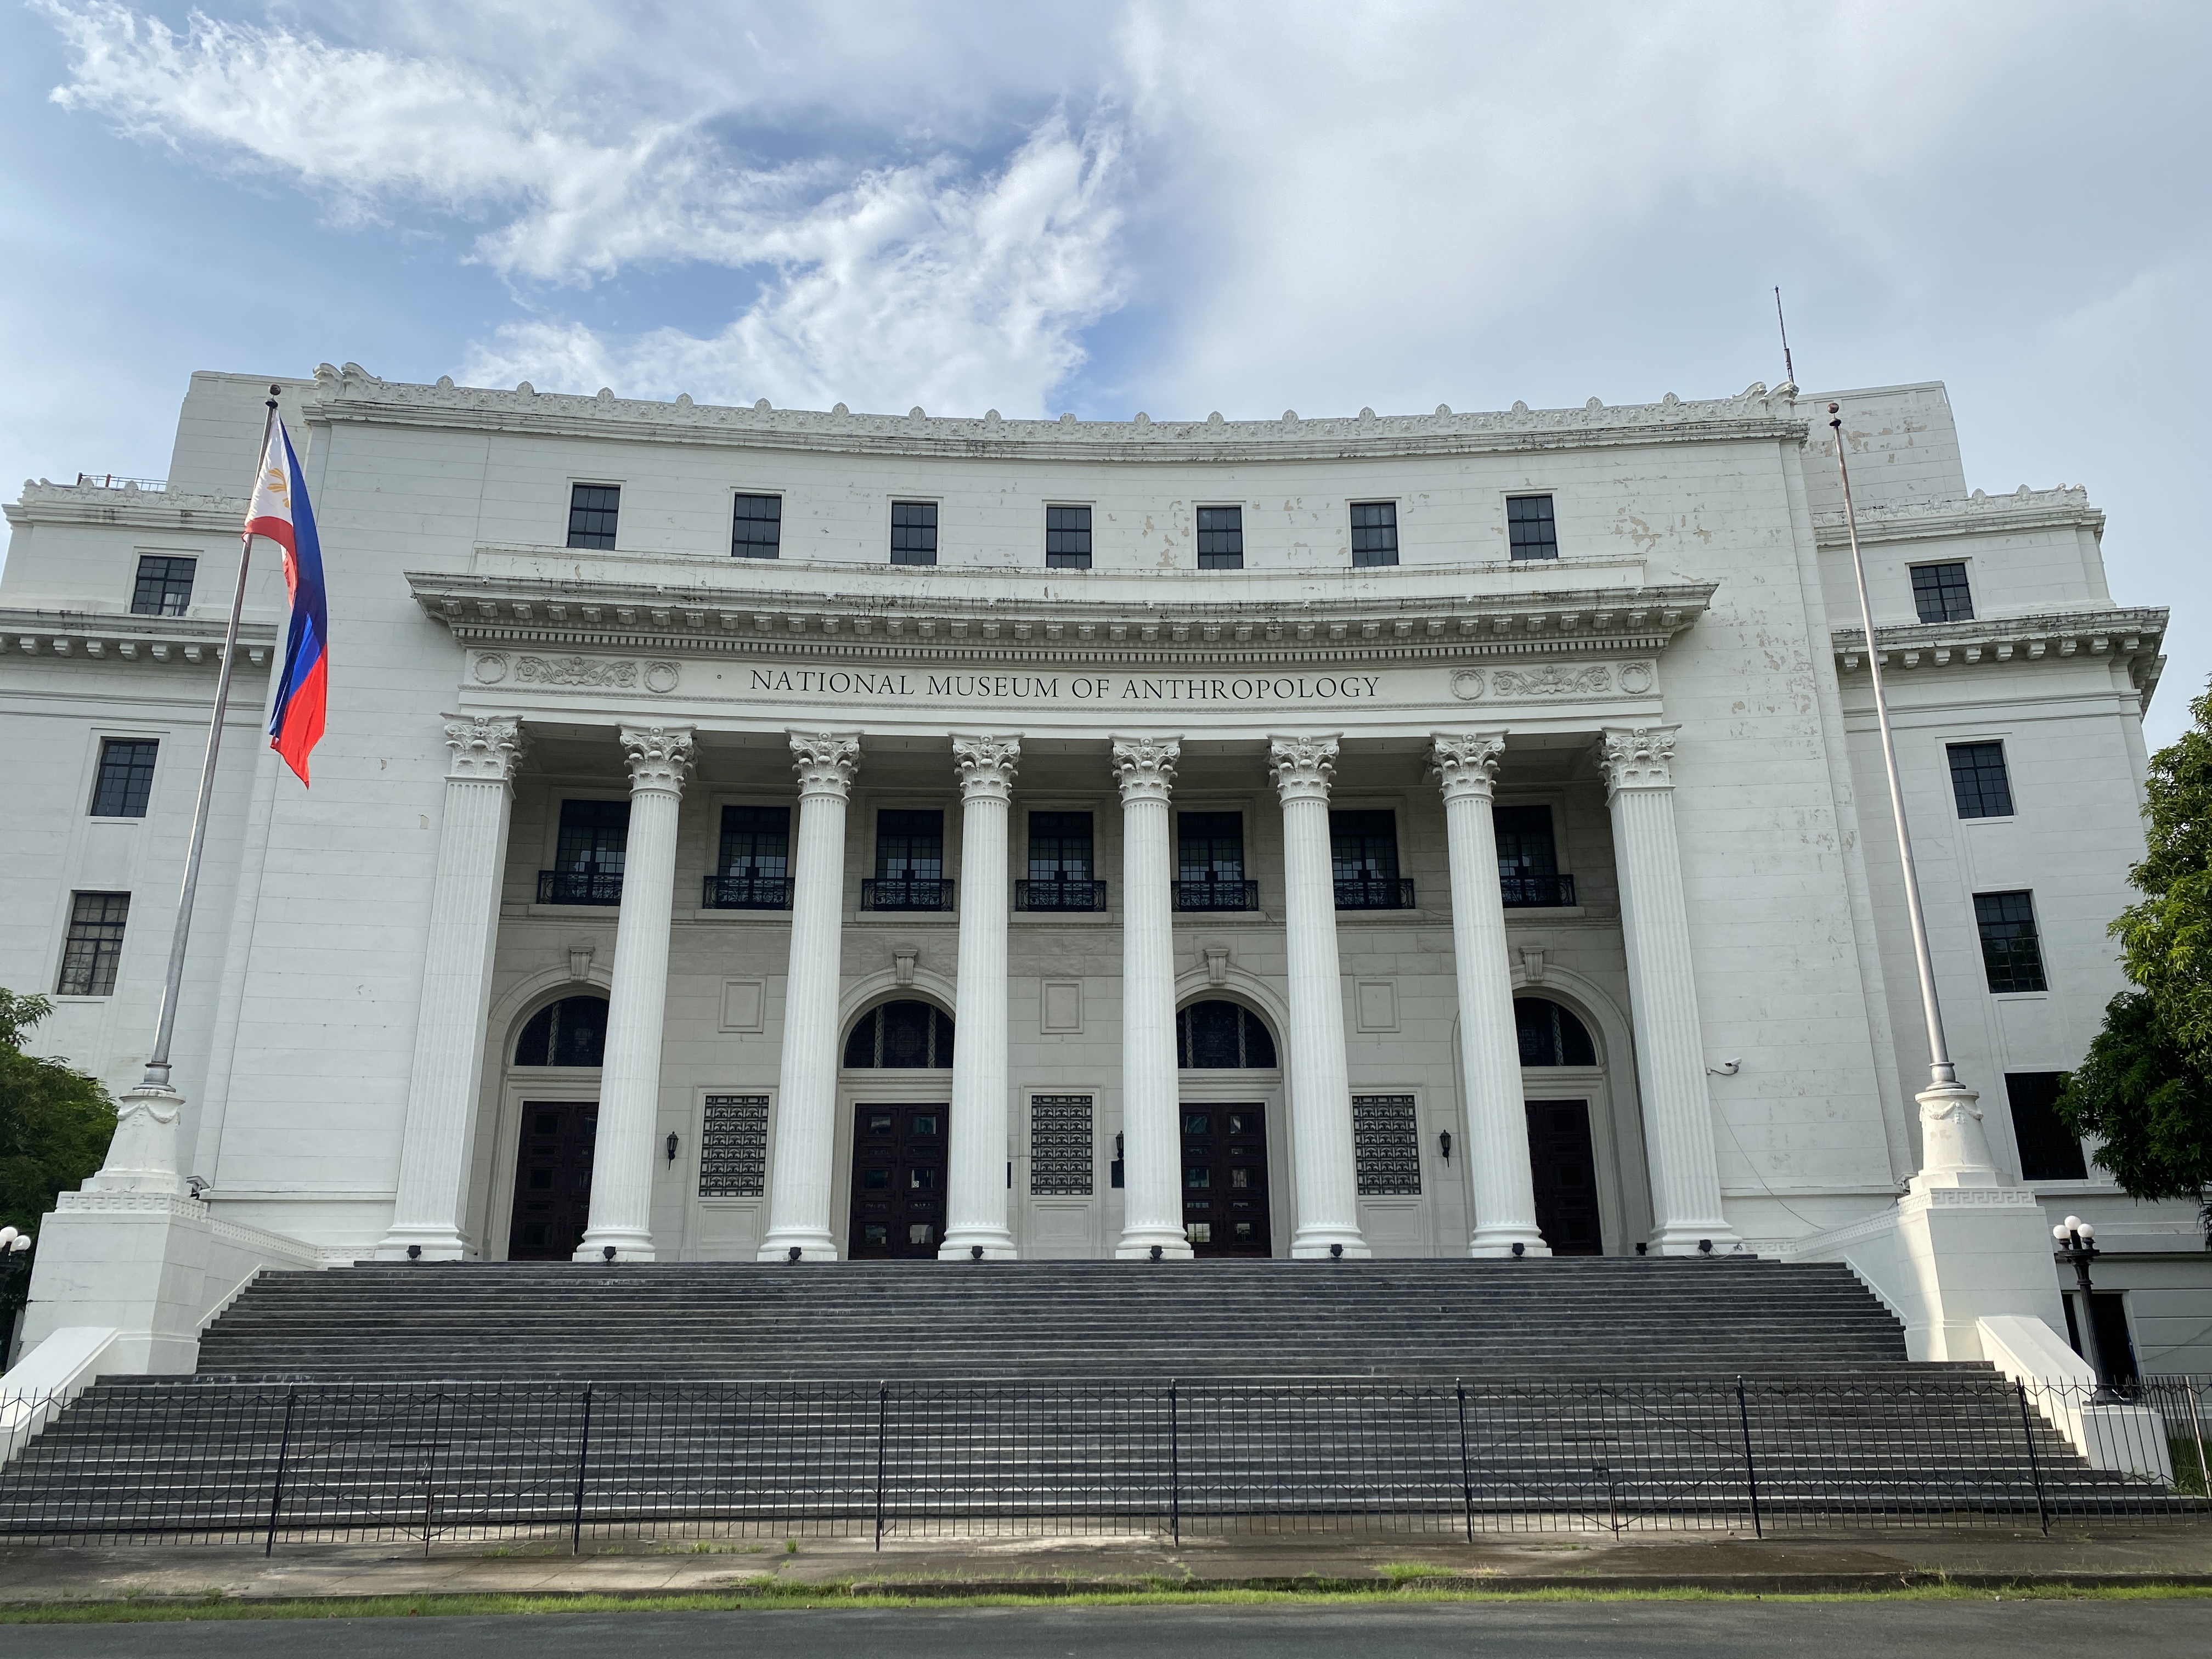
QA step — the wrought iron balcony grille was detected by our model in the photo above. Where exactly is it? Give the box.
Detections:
[861,878,955,912]
[1500,873,1577,909]
[1014,879,1107,912]
[1173,880,1260,912]
[537,871,624,906]
[1334,879,1415,911]
[703,876,793,911]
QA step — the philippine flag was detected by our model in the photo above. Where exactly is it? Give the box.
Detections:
[246,420,330,785]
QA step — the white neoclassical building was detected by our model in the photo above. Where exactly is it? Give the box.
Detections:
[4,366,2206,1374]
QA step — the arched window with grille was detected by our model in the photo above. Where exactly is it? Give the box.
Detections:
[843,1000,956,1068]
[1176,1000,1279,1069]
[513,996,610,1066]
[1514,997,1597,1068]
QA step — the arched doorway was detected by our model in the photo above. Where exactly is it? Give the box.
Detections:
[1176,998,1278,1257]
[843,1000,955,1258]
[505,994,608,1260]
[1514,996,1604,1256]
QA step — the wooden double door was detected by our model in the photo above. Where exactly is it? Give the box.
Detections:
[1525,1098,1602,1256]
[848,1103,950,1258]
[507,1099,597,1260]
[1181,1102,1272,1256]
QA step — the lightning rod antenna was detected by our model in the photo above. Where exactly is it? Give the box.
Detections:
[1774,286,1797,387]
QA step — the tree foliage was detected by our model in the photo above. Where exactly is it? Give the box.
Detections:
[0,988,117,1239]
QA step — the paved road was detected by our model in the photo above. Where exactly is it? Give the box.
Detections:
[8,1600,2209,1657]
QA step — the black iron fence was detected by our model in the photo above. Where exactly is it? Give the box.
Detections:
[1335,878,1415,911]
[860,878,955,912]
[537,870,624,906]
[1501,873,1577,908]
[3,1374,2205,1551]
[702,875,793,910]
[1014,879,1108,912]
[1174,879,1259,912]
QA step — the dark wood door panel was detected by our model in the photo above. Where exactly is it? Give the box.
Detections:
[1182,1102,1271,1257]
[507,1099,597,1261]
[848,1102,951,1259]
[1525,1098,1602,1256]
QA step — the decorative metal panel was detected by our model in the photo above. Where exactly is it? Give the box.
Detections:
[1352,1094,1421,1196]
[699,1096,770,1197]
[1030,1094,1094,1196]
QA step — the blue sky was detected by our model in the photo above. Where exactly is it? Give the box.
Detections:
[4,1,2207,741]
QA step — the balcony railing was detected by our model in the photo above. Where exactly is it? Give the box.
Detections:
[76,473,167,492]
[1500,873,1577,909]
[1015,879,1108,912]
[703,875,793,910]
[861,878,955,912]
[1334,878,1415,911]
[1174,879,1260,912]
[538,870,624,906]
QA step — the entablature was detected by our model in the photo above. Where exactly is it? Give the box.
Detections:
[5,481,246,534]
[1831,604,2166,709]
[1,606,278,668]
[1812,486,2104,548]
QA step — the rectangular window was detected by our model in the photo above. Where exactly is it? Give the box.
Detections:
[718,805,790,879]
[698,1096,770,1197]
[556,800,630,875]
[89,738,159,818]
[1495,804,1572,906]
[731,493,782,558]
[1948,741,2015,819]
[1352,1095,1421,1195]
[1974,890,2048,993]
[129,555,196,616]
[2005,1072,2087,1182]
[1045,505,1092,569]
[1330,809,1406,908]
[876,809,944,880]
[1506,494,1559,560]
[57,892,129,996]
[1178,811,1245,883]
[890,500,938,566]
[1195,506,1244,569]
[1911,561,1975,623]
[1030,1094,1094,1195]
[567,484,620,550]
[1027,811,1094,883]
[1349,501,1399,567]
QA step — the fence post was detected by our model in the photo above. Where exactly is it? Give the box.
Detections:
[1454,1381,1475,1543]
[873,1382,889,1553]
[1168,1379,1181,1547]
[569,1385,594,1555]
[2185,1381,2208,1499]
[2014,1380,2051,1536]
[263,1388,298,1559]
[1734,1377,1763,1540]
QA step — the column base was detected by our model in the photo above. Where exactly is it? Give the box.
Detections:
[939,1228,1018,1261]
[755,1231,840,1262]
[1649,1222,1744,1257]
[1468,1226,1551,1258]
[1290,1226,1372,1260]
[371,1226,472,1262]
[1114,1228,1195,1261]
[575,1229,655,1263]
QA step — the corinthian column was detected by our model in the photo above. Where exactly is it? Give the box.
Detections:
[1432,731,1549,1257]
[942,734,1020,1259]
[1600,726,1739,1255]
[759,732,860,1261]
[379,714,527,1260]
[1111,736,1190,1260]
[577,724,693,1262]
[1269,735,1368,1259]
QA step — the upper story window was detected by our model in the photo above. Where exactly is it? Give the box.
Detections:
[890,501,939,566]
[539,798,629,905]
[845,1000,956,1068]
[1330,809,1406,909]
[130,555,196,616]
[1948,741,2015,819]
[90,738,158,817]
[1515,997,1597,1066]
[58,892,130,997]
[2004,1072,2087,1182]
[1046,505,1092,569]
[567,484,620,550]
[1196,506,1244,570]
[1028,811,1094,883]
[866,808,952,911]
[514,995,610,1066]
[731,494,782,558]
[1177,1000,1278,1068]
[1176,810,1253,910]
[1506,494,1559,561]
[1495,804,1573,907]
[719,805,790,881]
[1974,890,2047,993]
[1911,561,1974,623]
[1349,502,1398,567]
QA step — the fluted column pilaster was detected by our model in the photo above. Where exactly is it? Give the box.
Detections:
[942,735,1020,1259]
[1111,736,1191,1260]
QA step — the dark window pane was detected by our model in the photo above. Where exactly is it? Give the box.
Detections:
[567,484,620,550]
[719,805,791,879]
[1349,501,1398,567]
[57,891,129,996]
[1494,804,1560,902]
[1507,494,1558,560]
[2005,1071,2087,1181]
[1948,741,2014,819]
[1045,504,1092,569]
[1329,810,1398,881]
[890,500,938,566]
[1911,562,1974,623]
[1177,999,1278,1068]
[1177,811,1244,882]
[1195,506,1244,569]
[1027,811,1093,883]
[1974,890,2047,993]
[129,555,196,617]
[90,738,159,817]
[877,809,944,880]
[514,995,610,1066]
[843,1000,955,1068]
[731,493,782,558]
[556,799,630,876]
[1514,997,1596,1067]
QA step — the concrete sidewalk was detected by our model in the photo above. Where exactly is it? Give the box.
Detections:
[4,1523,2212,1605]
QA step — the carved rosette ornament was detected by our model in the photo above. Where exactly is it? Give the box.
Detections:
[442,713,527,782]
[1267,734,1340,802]
[1430,731,1508,802]
[1111,735,1181,803]
[619,724,695,795]
[788,731,861,798]
[951,734,1022,801]
[1599,725,1679,797]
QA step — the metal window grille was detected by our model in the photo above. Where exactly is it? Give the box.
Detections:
[567,485,620,550]
[1195,506,1244,569]
[698,1097,770,1197]
[731,494,781,558]
[1974,890,2047,993]
[1350,501,1398,567]
[1029,1095,1093,1195]
[1177,1001,1277,1069]
[56,892,129,997]
[1507,494,1559,560]
[890,501,938,566]
[513,996,608,1068]
[90,739,159,817]
[844,1002,955,1069]
[1045,505,1092,569]
[129,555,196,617]
[1515,997,1596,1067]
[1911,562,1975,623]
[1352,1095,1421,1195]
[1947,742,2014,819]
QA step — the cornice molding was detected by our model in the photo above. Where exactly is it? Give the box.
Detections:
[1831,604,2168,709]
[5,481,246,532]
[3,606,278,669]
[1812,486,2104,548]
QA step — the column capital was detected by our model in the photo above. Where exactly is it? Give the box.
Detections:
[788,730,861,798]
[442,713,527,783]
[619,724,695,795]
[1268,733,1339,803]
[1599,724,1679,797]
[1111,735,1181,803]
[952,733,1022,802]
[1430,730,1508,802]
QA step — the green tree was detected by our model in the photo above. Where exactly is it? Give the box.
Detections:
[0,988,117,1239]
